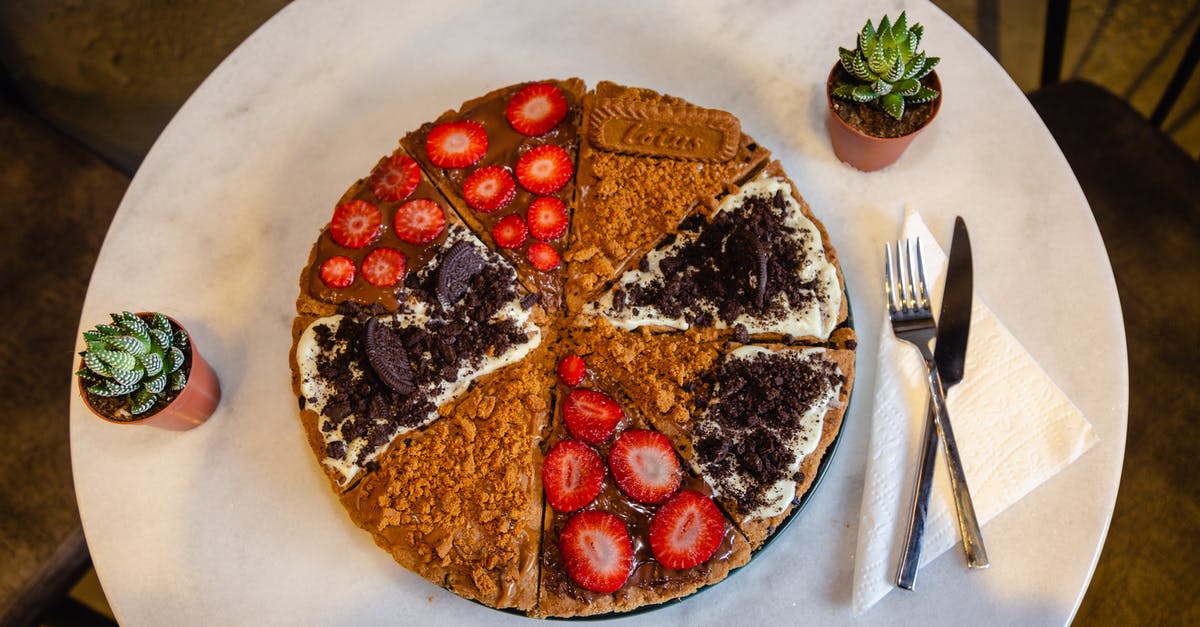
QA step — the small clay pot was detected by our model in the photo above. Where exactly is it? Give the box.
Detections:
[78,314,221,430]
[826,63,941,172]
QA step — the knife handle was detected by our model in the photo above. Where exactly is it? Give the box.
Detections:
[896,404,939,589]
[925,365,991,570]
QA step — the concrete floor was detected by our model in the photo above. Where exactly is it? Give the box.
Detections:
[0,1,1194,624]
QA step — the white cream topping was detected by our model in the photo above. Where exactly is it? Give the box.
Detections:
[587,174,842,339]
[693,346,841,520]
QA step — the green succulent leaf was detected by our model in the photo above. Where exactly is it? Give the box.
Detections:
[871,79,893,96]
[150,328,172,352]
[89,381,138,397]
[174,328,189,351]
[109,368,145,388]
[140,351,164,377]
[850,84,879,102]
[868,37,889,75]
[860,19,877,57]
[894,78,921,96]
[108,334,150,355]
[94,324,122,336]
[884,54,906,82]
[167,347,185,373]
[848,54,875,82]
[910,86,941,103]
[879,93,906,120]
[130,388,157,415]
[94,349,137,372]
[909,24,924,54]
[76,368,101,383]
[82,352,112,377]
[913,56,940,80]
[894,12,909,39]
[831,83,858,101]
[904,52,927,80]
[169,370,188,392]
[144,372,167,395]
[151,313,171,335]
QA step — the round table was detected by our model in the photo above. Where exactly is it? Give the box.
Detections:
[70,1,1127,624]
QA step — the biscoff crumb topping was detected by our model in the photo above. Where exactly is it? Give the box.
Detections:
[373,355,551,596]
[564,319,720,427]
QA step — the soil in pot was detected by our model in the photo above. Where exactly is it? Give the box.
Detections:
[829,65,939,138]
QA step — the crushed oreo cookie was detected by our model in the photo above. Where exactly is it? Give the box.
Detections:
[613,186,831,330]
[692,349,844,514]
[437,240,485,311]
[364,317,416,395]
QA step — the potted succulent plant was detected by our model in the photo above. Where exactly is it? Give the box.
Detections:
[827,12,942,171]
[76,311,221,430]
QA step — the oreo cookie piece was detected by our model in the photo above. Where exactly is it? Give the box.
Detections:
[437,240,486,311]
[364,317,416,396]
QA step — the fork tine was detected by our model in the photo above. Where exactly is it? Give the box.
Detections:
[914,237,930,310]
[885,242,898,314]
[900,239,914,313]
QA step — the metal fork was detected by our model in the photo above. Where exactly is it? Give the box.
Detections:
[885,239,990,572]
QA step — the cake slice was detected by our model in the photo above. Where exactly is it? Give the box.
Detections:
[401,79,586,311]
[670,345,855,548]
[563,81,771,313]
[290,224,543,491]
[586,161,848,343]
[535,323,751,618]
[338,350,554,611]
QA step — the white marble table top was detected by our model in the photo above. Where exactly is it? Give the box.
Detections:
[70,0,1128,624]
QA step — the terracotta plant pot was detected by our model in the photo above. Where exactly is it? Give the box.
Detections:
[78,314,221,430]
[826,64,942,172]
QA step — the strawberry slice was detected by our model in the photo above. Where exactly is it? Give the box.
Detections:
[329,199,382,249]
[515,145,573,195]
[649,489,725,570]
[361,247,406,287]
[608,430,682,505]
[393,198,446,244]
[558,510,633,594]
[542,440,605,513]
[491,214,527,250]
[369,153,421,202]
[425,120,488,169]
[563,388,623,445]
[462,165,516,213]
[556,354,587,387]
[505,83,569,136]
[527,242,560,271]
[526,196,568,241]
[319,256,356,289]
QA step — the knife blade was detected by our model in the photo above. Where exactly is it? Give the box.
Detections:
[896,216,984,589]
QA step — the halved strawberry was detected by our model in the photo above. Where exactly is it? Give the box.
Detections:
[542,440,605,513]
[563,388,623,445]
[608,430,682,505]
[361,247,406,287]
[505,83,569,136]
[462,165,516,213]
[558,510,633,594]
[648,489,724,570]
[319,255,356,289]
[393,198,446,244]
[492,214,527,249]
[369,153,421,202]
[557,354,587,387]
[425,120,488,169]
[329,199,382,249]
[526,196,568,241]
[527,242,560,271]
[515,145,573,195]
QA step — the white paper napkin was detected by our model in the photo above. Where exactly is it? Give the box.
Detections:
[851,209,1099,615]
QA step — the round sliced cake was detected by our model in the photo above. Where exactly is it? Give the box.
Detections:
[289,78,855,617]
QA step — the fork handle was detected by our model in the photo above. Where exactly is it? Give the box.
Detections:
[896,403,939,589]
[924,361,991,570]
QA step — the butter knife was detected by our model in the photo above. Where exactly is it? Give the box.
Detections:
[896,216,989,590]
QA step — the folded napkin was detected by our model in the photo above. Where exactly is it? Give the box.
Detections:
[851,209,1099,615]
